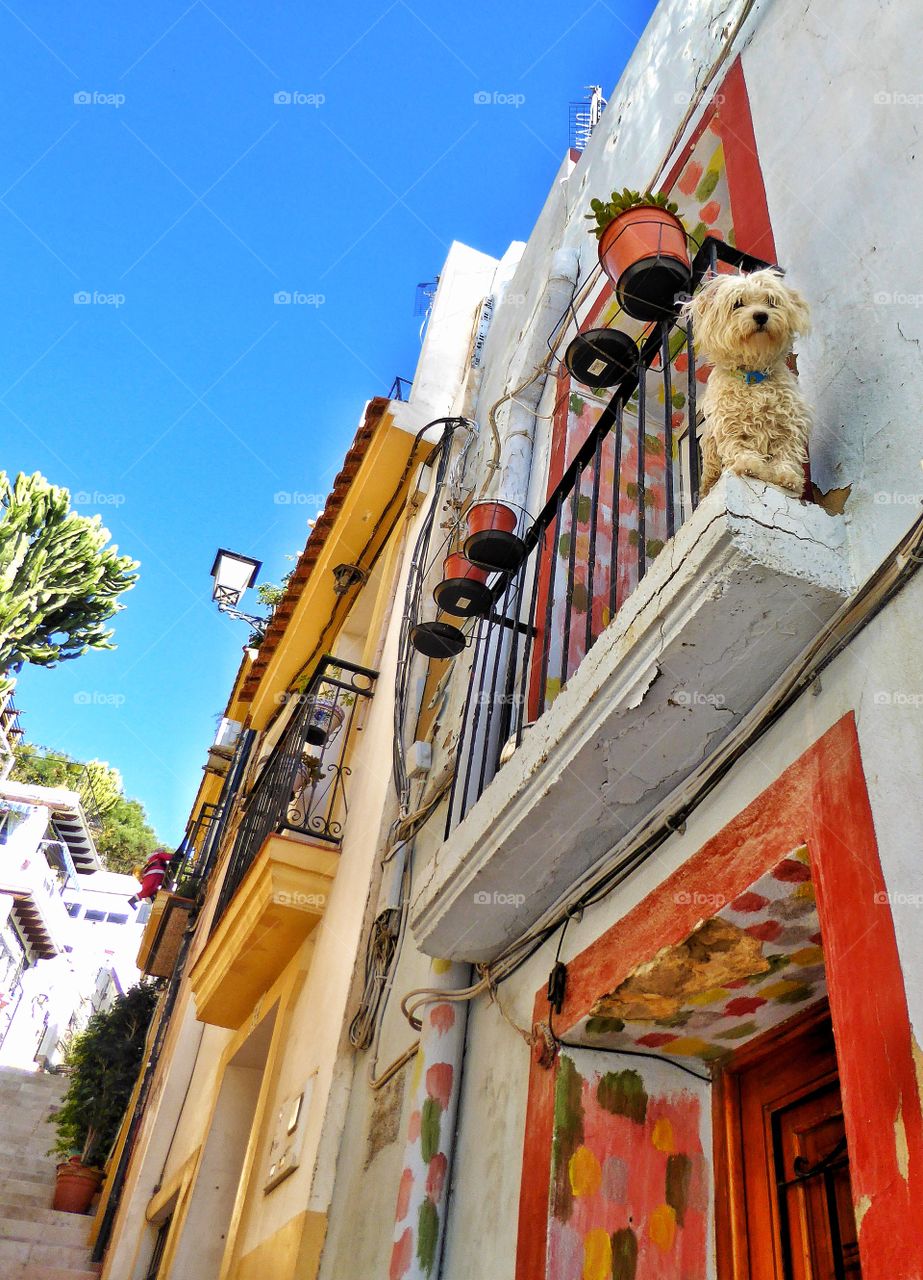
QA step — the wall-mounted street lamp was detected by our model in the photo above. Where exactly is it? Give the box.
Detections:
[209,548,265,628]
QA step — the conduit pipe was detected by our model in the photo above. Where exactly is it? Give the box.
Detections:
[389,958,472,1280]
[481,246,580,504]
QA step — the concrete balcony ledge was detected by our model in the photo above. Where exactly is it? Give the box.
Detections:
[189,833,338,1029]
[411,474,853,963]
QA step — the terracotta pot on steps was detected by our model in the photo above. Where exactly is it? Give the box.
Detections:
[53,1158,103,1213]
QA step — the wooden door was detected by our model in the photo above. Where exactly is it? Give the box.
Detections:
[714,1006,862,1280]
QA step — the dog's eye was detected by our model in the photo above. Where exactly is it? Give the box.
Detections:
[732,300,743,309]
[767,297,777,307]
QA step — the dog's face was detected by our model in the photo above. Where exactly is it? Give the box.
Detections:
[681,268,810,369]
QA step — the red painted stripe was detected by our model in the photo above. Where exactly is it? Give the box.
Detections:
[514,994,557,1280]
[807,716,923,1279]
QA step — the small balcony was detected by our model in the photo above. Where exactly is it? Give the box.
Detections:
[188,656,375,1026]
[212,655,376,924]
[189,832,338,1027]
[136,890,196,978]
[410,240,853,962]
[0,836,73,958]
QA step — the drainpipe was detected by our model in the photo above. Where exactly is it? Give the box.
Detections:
[389,958,471,1280]
[482,245,580,507]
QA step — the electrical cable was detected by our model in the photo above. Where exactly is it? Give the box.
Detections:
[392,419,472,813]
[551,1028,713,1083]
[351,423,471,1059]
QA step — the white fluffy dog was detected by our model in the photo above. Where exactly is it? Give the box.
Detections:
[681,268,811,497]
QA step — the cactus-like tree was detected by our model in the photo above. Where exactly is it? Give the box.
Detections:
[80,758,123,816]
[0,472,138,693]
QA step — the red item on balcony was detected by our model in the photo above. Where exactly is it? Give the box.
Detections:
[136,851,172,902]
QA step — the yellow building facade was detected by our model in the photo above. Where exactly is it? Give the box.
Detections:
[94,242,500,1280]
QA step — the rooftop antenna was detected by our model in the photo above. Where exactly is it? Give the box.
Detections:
[569,85,606,151]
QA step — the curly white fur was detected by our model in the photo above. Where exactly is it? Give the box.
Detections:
[681,268,812,497]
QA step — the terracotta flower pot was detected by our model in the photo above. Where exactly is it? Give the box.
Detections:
[598,206,691,321]
[442,553,489,585]
[467,501,517,538]
[434,553,492,618]
[53,1160,103,1214]
[464,501,526,572]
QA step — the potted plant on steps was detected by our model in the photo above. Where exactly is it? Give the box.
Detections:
[49,983,159,1213]
[586,188,691,321]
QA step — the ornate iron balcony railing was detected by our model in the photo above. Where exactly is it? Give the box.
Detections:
[211,655,376,928]
[446,237,774,834]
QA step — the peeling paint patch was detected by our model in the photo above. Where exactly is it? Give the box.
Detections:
[572,852,828,1062]
[895,1099,910,1182]
[911,1035,923,1106]
[591,917,769,1022]
[854,1194,872,1234]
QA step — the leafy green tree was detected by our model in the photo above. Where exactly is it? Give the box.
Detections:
[0,471,138,694]
[9,743,76,789]
[245,562,296,647]
[96,795,160,875]
[49,983,159,1166]
[11,744,162,875]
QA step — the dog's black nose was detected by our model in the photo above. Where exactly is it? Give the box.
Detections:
[753,311,768,326]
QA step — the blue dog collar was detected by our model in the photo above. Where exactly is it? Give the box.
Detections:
[735,369,769,385]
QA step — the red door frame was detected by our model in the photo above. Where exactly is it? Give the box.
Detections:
[515,714,923,1280]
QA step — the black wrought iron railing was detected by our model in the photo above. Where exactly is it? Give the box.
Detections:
[445,237,773,833]
[211,655,376,928]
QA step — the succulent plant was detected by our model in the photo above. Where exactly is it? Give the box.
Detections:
[585,188,681,239]
[0,471,138,693]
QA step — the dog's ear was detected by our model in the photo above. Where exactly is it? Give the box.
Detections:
[680,276,722,352]
[784,284,811,337]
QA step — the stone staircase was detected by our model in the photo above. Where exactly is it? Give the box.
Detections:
[0,1067,102,1279]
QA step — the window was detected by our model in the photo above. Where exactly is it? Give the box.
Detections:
[106,913,129,925]
[145,1215,172,1280]
[66,903,82,918]
[84,909,106,923]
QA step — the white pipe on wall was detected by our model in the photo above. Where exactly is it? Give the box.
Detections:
[482,246,580,511]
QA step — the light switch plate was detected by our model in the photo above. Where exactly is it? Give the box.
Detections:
[264,1075,314,1192]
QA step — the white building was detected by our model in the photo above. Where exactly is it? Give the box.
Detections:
[0,778,144,1070]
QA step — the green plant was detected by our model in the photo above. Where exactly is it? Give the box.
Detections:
[96,795,160,875]
[49,984,159,1167]
[172,871,201,900]
[0,472,138,694]
[11,744,162,875]
[585,188,680,239]
[293,662,356,708]
[80,759,123,816]
[246,563,297,648]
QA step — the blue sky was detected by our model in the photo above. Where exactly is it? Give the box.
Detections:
[2,0,656,841]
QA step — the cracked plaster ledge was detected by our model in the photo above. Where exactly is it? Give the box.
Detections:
[411,473,853,963]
